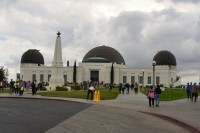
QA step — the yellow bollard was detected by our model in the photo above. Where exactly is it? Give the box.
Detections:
[138,85,140,93]
[97,91,100,102]
[93,91,97,102]
[98,91,101,102]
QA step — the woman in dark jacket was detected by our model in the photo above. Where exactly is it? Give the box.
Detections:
[155,85,162,107]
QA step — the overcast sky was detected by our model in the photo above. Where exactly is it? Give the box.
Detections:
[0,0,200,84]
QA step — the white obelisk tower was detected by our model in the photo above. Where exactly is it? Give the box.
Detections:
[49,31,64,90]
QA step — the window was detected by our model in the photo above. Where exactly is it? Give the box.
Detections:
[148,76,151,84]
[48,74,51,82]
[131,76,135,84]
[32,74,36,82]
[156,76,160,85]
[64,75,67,83]
[40,74,44,82]
[139,76,143,84]
[123,76,127,83]
[16,73,20,80]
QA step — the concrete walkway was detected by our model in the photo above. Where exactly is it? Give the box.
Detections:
[100,91,200,132]
[0,91,200,133]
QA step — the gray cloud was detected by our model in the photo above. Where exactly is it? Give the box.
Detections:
[96,8,200,79]
[156,0,200,4]
[0,0,200,83]
[171,0,200,4]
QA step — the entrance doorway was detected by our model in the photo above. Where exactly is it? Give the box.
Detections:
[90,71,99,82]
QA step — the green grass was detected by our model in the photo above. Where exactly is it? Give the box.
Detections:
[141,88,200,101]
[0,89,9,93]
[37,88,119,100]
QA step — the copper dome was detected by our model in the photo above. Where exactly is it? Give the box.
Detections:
[82,45,125,65]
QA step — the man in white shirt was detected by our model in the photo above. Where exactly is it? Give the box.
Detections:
[87,85,95,100]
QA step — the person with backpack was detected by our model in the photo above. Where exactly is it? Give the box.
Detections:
[147,86,155,108]
[19,80,25,96]
[185,83,191,99]
[155,85,162,107]
[191,83,198,102]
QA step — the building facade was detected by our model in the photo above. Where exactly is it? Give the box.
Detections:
[19,33,181,89]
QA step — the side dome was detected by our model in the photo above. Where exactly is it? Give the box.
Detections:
[21,49,44,64]
[153,50,176,66]
[82,45,125,65]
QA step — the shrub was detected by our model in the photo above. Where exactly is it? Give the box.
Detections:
[56,86,68,91]
[71,85,81,90]
[37,83,47,91]
[40,86,47,91]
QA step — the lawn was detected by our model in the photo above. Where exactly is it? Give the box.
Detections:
[0,89,9,93]
[2,87,199,101]
[141,88,200,101]
[37,88,119,100]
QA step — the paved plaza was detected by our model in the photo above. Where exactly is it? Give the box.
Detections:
[0,91,199,133]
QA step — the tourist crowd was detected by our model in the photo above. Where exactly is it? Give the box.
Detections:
[185,82,200,102]
[8,79,40,96]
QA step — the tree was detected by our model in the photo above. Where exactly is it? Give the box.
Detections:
[0,67,8,81]
[110,63,114,84]
[73,60,76,83]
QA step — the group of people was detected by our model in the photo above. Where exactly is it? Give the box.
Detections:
[185,82,200,102]
[147,85,162,108]
[80,81,100,91]
[119,82,139,94]
[9,79,38,96]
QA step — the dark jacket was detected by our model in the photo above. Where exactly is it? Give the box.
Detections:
[155,88,162,94]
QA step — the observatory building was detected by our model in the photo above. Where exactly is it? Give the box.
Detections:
[19,32,181,90]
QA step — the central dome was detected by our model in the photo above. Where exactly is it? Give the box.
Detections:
[82,45,125,65]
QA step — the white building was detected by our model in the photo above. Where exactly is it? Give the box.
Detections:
[19,32,181,89]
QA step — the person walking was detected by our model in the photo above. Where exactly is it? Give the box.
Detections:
[134,82,138,94]
[126,83,130,94]
[147,86,155,108]
[185,83,191,99]
[130,83,134,91]
[31,80,37,95]
[26,81,31,93]
[155,85,162,107]
[14,81,19,94]
[109,83,113,92]
[9,79,14,94]
[19,80,25,96]
[191,83,198,102]
[119,83,122,94]
[121,83,125,94]
[0,81,3,90]
[87,85,95,100]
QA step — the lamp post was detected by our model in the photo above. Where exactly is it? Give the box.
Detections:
[152,61,156,89]
[142,70,144,90]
